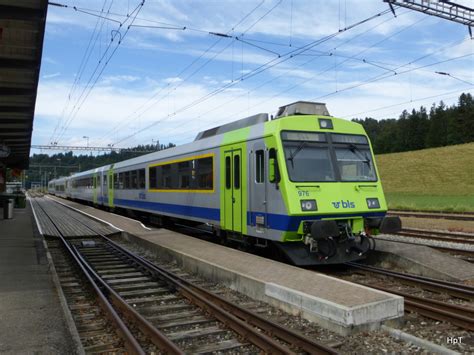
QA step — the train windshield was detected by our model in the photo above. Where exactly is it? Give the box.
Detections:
[334,146,376,181]
[281,131,377,182]
[282,132,335,182]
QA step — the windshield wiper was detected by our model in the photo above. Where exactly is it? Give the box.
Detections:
[287,141,307,168]
[349,143,371,168]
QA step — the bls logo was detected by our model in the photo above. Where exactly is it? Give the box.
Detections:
[332,200,356,209]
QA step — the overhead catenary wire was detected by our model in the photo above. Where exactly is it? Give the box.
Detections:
[92,0,269,146]
[48,0,112,145]
[159,34,472,142]
[111,7,395,146]
[97,0,284,145]
[342,88,473,119]
[53,1,145,145]
[142,9,417,141]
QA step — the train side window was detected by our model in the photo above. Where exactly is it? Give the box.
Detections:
[268,148,280,183]
[196,157,213,190]
[130,170,138,189]
[255,150,264,183]
[124,171,130,189]
[118,173,124,189]
[149,167,156,189]
[178,161,191,189]
[138,169,146,189]
[234,155,240,189]
[225,156,231,189]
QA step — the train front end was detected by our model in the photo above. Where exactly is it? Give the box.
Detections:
[271,103,401,265]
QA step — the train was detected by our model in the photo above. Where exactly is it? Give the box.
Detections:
[47,101,401,265]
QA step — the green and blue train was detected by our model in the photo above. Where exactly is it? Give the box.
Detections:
[48,101,401,265]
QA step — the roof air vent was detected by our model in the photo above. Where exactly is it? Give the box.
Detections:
[275,101,330,118]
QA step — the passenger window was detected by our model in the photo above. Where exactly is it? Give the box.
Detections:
[124,172,130,189]
[225,156,231,189]
[255,150,264,183]
[131,170,138,189]
[118,173,124,189]
[138,169,146,189]
[234,155,240,189]
[149,167,156,189]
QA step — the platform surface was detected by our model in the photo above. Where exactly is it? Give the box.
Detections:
[50,196,404,332]
[0,203,74,354]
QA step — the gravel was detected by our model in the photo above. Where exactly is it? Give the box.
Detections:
[115,238,465,354]
[378,233,474,252]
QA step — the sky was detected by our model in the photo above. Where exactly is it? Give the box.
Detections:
[33,0,474,151]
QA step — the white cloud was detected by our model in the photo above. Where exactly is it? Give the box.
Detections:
[163,77,183,83]
[42,72,61,79]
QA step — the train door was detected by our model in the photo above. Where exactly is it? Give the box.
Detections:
[107,165,114,208]
[224,147,243,234]
[93,173,98,204]
[101,170,107,204]
[251,144,267,232]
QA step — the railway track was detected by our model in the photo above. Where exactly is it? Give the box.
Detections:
[388,210,474,222]
[345,263,474,331]
[396,228,474,245]
[32,196,336,354]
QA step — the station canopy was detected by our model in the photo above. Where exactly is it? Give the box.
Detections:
[0,0,48,169]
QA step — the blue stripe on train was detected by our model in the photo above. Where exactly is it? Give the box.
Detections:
[112,198,385,232]
[114,198,221,221]
[247,211,386,231]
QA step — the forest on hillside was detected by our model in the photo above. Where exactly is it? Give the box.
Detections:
[26,143,175,183]
[24,92,473,183]
[353,93,474,154]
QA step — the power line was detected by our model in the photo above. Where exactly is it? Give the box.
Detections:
[155,9,418,140]
[92,0,269,145]
[160,30,472,142]
[49,0,112,145]
[311,45,473,102]
[97,0,282,145]
[53,1,145,145]
[111,7,394,146]
[341,88,472,118]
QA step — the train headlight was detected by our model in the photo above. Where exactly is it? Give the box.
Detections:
[301,199,317,211]
[366,198,380,209]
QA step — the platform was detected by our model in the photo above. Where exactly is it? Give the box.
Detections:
[0,203,75,354]
[47,196,404,335]
[371,238,474,282]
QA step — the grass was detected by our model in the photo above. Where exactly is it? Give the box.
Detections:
[383,193,474,212]
[375,143,474,212]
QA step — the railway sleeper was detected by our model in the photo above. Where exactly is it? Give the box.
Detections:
[166,326,230,342]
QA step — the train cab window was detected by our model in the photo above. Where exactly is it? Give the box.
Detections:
[255,150,264,183]
[138,169,146,189]
[234,155,240,189]
[225,156,231,189]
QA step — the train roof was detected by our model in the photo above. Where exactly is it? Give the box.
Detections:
[66,102,366,179]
